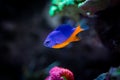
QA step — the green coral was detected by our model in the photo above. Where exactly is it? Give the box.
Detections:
[49,0,110,21]
[49,6,58,16]
[95,66,120,80]
[52,0,75,6]
[78,0,87,7]
[49,0,86,16]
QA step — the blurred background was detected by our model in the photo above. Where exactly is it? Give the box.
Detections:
[0,0,120,80]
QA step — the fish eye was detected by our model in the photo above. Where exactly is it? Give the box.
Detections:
[45,41,50,46]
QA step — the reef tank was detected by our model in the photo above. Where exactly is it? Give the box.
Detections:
[0,0,120,80]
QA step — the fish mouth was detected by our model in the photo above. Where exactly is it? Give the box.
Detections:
[43,40,52,48]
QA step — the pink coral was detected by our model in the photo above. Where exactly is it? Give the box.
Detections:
[45,66,74,80]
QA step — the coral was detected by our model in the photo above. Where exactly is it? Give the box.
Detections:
[95,66,120,80]
[45,66,74,80]
[49,0,110,21]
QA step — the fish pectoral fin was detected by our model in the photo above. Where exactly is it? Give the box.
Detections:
[73,36,80,42]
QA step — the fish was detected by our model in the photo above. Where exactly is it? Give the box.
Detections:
[43,24,88,49]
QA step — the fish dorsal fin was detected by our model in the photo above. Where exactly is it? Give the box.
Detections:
[55,24,73,31]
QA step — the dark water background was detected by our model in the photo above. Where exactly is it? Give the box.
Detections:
[0,0,120,80]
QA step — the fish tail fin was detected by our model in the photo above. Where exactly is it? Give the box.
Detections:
[79,19,89,30]
[81,24,89,30]
[76,19,90,31]
[70,25,82,42]
[76,25,85,32]
[77,24,89,31]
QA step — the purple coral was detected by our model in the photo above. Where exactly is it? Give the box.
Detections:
[45,66,74,80]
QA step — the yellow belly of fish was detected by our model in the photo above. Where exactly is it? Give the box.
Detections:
[52,25,83,49]
[52,41,70,49]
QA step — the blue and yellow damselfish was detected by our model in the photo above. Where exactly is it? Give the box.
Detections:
[43,24,88,49]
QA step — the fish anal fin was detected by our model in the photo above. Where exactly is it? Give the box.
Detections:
[73,36,80,42]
